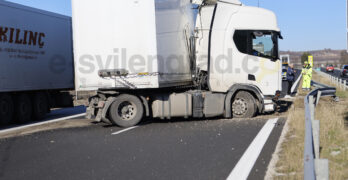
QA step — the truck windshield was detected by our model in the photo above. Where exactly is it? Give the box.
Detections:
[252,31,278,60]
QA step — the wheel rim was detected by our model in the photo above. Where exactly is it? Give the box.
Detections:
[118,101,137,121]
[232,98,248,116]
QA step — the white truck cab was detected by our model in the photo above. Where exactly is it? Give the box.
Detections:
[72,0,282,127]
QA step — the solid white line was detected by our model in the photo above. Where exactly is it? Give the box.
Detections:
[112,126,138,135]
[0,113,86,134]
[227,118,279,180]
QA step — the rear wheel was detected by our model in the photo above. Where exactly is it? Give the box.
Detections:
[32,92,49,120]
[15,94,32,123]
[109,94,144,127]
[0,94,14,125]
[232,91,257,118]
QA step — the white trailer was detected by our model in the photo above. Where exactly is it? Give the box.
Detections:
[72,0,283,127]
[0,1,74,124]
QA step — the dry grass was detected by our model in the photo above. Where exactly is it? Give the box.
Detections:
[272,72,348,180]
[273,90,305,179]
[313,72,348,180]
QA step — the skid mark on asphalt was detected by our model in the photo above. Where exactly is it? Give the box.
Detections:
[227,118,279,180]
[112,126,138,135]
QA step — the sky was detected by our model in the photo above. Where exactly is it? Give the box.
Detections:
[4,0,347,51]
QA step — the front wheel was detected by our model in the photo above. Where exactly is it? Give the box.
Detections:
[232,91,257,118]
[108,94,144,127]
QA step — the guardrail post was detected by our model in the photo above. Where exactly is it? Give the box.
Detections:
[309,96,315,120]
[316,91,322,106]
[330,76,332,83]
[315,159,329,180]
[313,120,320,158]
[339,79,342,89]
[344,80,347,91]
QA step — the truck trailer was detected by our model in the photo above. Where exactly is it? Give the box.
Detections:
[0,1,74,125]
[72,0,283,127]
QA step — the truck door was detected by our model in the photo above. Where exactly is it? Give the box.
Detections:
[247,31,281,95]
[228,30,282,96]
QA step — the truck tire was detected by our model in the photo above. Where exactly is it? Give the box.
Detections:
[32,92,48,120]
[108,94,144,127]
[15,94,33,123]
[232,91,256,118]
[0,94,14,125]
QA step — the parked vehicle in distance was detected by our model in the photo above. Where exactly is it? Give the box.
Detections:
[326,64,335,72]
[341,65,348,77]
[0,1,74,125]
[282,65,288,81]
[280,55,290,81]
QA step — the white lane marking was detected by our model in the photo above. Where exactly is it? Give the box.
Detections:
[112,126,138,135]
[0,113,86,134]
[227,118,279,180]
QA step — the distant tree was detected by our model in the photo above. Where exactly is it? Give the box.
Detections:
[340,50,348,65]
[301,52,312,65]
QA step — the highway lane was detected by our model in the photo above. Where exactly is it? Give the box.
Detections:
[321,68,348,85]
[0,117,285,180]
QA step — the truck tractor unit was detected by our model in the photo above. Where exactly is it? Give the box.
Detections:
[72,0,283,127]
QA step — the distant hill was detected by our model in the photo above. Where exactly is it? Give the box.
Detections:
[280,49,344,66]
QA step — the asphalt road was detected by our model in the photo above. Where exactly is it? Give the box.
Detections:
[0,73,303,180]
[0,116,286,180]
[321,68,348,85]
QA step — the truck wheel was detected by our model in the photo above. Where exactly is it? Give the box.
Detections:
[0,94,14,125]
[32,92,48,120]
[232,91,256,118]
[15,94,32,123]
[108,94,144,127]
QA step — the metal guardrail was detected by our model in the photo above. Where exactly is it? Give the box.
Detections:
[304,80,336,180]
[316,70,348,91]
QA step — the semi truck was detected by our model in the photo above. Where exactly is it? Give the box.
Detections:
[0,1,74,125]
[72,0,283,127]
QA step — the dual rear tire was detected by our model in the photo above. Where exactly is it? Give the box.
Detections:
[0,94,14,125]
[0,92,49,125]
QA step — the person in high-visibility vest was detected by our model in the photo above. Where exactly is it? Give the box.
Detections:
[302,61,312,90]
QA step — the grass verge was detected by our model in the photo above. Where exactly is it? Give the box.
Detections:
[271,72,348,180]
